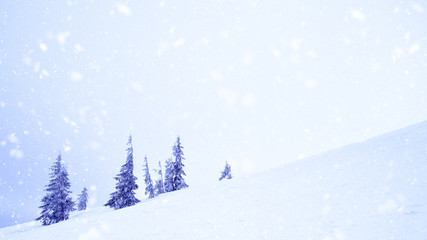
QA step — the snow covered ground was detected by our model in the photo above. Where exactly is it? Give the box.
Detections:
[1,121,427,239]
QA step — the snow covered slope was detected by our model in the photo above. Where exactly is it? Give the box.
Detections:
[1,121,427,239]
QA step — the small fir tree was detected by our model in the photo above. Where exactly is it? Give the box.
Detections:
[77,187,89,211]
[36,154,75,225]
[105,135,140,209]
[164,158,174,193]
[219,162,232,181]
[143,155,156,199]
[171,136,188,191]
[154,160,165,196]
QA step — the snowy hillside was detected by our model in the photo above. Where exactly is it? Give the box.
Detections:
[2,0,426,229]
[1,121,427,239]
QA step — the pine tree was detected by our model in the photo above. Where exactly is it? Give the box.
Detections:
[219,161,232,181]
[171,136,188,191]
[143,155,155,199]
[164,158,174,193]
[36,154,75,225]
[77,187,89,211]
[105,135,140,209]
[154,160,165,196]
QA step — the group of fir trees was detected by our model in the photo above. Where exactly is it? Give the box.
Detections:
[104,135,189,210]
[36,154,89,225]
[37,135,232,226]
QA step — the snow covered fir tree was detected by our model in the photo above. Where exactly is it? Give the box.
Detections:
[164,157,174,193]
[219,162,232,181]
[36,154,75,225]
[154,160,165,195]
[143,155,155,199]
[172,136,189,190]
[105,135,140,209]
[164,136,189,192]
[77,187,89,211]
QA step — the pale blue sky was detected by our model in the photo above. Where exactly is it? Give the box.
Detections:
[0,0,426,227]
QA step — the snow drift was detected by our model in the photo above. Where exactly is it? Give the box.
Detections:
[1,121,427,239]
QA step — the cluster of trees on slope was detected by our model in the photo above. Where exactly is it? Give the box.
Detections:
[36,135,232,226]
[104,135,189,210]
[36,154,91,225]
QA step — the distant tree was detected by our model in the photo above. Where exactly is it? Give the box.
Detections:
[36,154,75,225]
[154,160,165,196]
[219,162,232,181]
[77,187,89,211]
[164,158,174,193]
[171,136,189,191]
[105,135,140,209]
[143,155,156,199]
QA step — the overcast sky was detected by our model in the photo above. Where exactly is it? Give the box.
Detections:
[0,0,426,227]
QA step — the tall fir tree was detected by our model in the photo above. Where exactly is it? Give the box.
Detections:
[219,161,233,181]
[105,135,140,209]
[171,136,188,191]
[154,160,165,196]
[77,187,89,211]
[36,154,75,225]
[143,155,155,199]
[164,157,174,193]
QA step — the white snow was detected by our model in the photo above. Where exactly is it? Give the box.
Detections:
[174,38,186,48]
[241,93,257,107]
[74,44,84,53]
[271,49,281,58]
[39,43,48,52]
[56,32,70,46]
[412,3,424,13]
[69,71,83,82]
[242,52,253,65]
[218,88,237,105]
[351,10,366,21]
[116,4,132,16]
[408,44,420,55]
[7,134,19,144]
[1,122,426,239]
[9,149,24,159]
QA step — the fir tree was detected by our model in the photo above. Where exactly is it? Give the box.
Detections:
[164,158,174,193]
[105,135,140,209]
[154,160,165,196]
[77,187,89,211]
[219,161,232,181]
[36,154,75,225]
[171,136,188,191]
[143,155,155,199]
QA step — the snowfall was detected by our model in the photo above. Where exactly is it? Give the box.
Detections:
[0,121,426,240]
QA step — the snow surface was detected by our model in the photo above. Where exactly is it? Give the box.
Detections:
[1,121,427,239]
